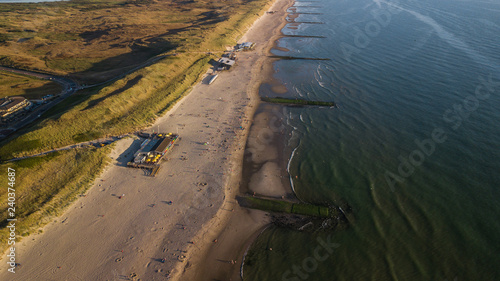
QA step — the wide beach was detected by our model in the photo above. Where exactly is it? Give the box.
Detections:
[0,0,292,279]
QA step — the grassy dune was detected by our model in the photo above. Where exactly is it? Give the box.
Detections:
[0,0,270,84]
[0,147,110,249]
[0,71,62,99]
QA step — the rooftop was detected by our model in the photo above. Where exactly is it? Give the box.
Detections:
[0,96,27,111]
[153,138,172,154]
[240,42,254,48]
[218,58,235,66]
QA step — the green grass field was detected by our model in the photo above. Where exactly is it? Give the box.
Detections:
[0,0,270,83]
[0,71,62,99]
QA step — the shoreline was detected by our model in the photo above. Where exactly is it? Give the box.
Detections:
[177,0,298,280]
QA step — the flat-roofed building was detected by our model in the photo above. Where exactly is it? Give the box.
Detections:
[218,58,236,70]
[236,42,255,51]
[153,137,174,155]
[0,96,31,119]
[130,133,178,166]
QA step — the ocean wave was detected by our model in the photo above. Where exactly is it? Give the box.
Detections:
[287,142,300,195]
[381,0,499,72]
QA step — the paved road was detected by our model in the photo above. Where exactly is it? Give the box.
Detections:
[0,66,79,138]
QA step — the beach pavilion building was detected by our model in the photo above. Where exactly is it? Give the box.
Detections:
[0,96,32,120]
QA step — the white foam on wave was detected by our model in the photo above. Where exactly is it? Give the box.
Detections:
[294,85,306,98]
[314,64,338,98]
[316,64,323,81]
[287,142,300,195]
[372,0,383,8]
[478,18,500,29]
[380,0,499,72]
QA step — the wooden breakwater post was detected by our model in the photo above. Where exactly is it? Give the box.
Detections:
[260,97,336,107]
[236,196,330,218]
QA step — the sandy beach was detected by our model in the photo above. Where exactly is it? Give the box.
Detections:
[177,0,297,280]
[0,0,292,280]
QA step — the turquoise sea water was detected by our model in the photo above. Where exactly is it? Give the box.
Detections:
[244,0,500,280]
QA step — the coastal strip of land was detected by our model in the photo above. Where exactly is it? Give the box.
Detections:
[175,0,298,280]
[0,0,291,280]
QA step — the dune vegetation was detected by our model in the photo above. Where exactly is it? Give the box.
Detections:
[0,147,110,250]
[0,0,273,252]
[0,71,62,99]
[0,0,270,84]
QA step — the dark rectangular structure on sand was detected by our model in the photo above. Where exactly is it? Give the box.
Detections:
[127,133,178,171]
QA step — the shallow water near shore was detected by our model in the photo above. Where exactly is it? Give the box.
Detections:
[244,0,500,280]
